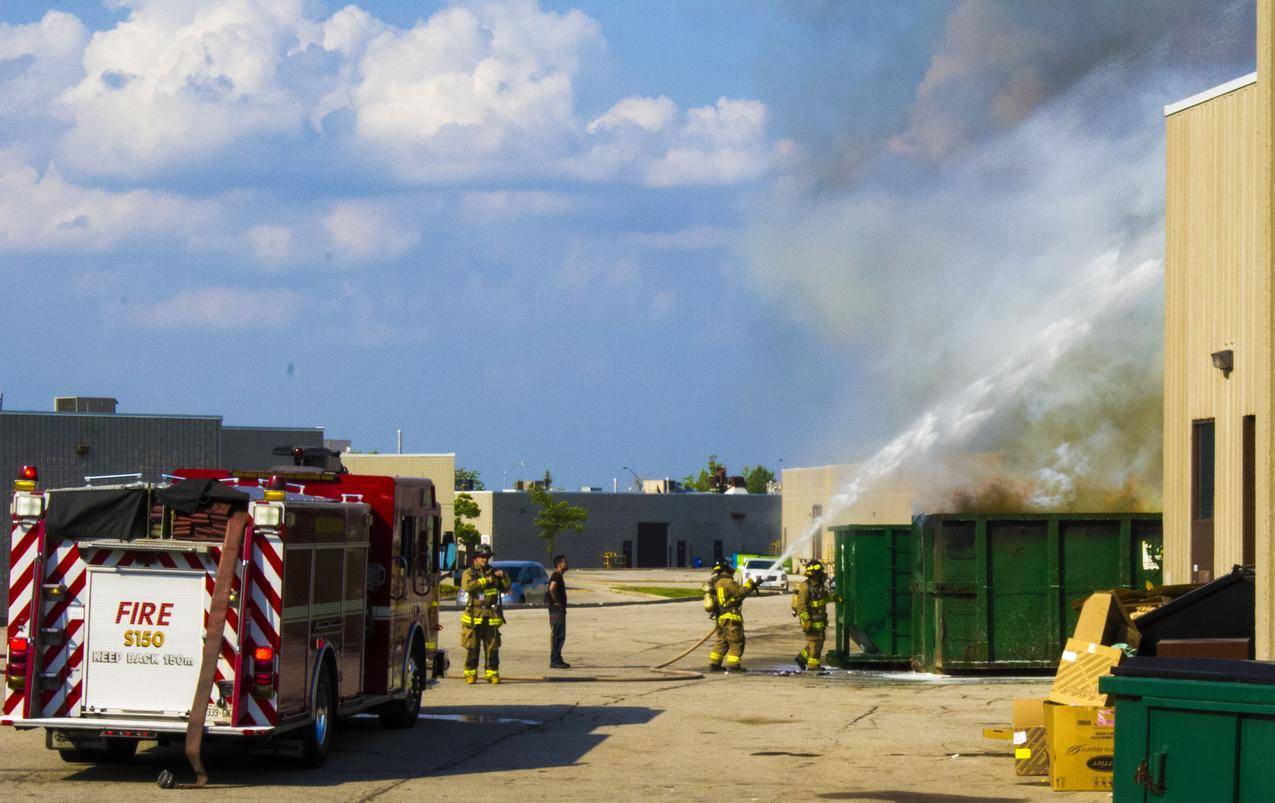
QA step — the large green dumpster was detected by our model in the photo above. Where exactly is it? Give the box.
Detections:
[1100,659,1275,802]
[829,525,914,667]
[912,513,1162,672]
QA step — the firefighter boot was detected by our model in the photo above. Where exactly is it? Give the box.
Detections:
[486,669,501,685]
[795,652,807,671]
[465,669,478,685]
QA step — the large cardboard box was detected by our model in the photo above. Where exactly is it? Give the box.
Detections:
[1011,698,1048,777]
[1043,703,1114,791]
[1072,592,1140,648]
[1047,639,1123,707]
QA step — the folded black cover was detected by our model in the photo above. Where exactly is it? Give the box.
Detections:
[45,488,150,541]
[155,478,249,514]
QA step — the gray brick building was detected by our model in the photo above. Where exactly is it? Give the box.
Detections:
[470,490,781,569]
[0,399,323,490]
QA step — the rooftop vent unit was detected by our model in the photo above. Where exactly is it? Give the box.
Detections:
[54,396,118,414]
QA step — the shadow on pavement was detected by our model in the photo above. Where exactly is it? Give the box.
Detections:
[818,793,1029,802]
[58,703,660,788]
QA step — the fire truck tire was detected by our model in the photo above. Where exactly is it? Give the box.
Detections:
[377,640,424,729]
[302,666,335,768]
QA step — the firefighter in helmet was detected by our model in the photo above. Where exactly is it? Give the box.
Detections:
[460,545,512,684]
[705,559,758,672]
[792,559,840,671]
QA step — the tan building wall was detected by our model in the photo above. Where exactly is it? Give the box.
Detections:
[1164,0,1275,659]
[339,453,456,535]
[781,464,913,565]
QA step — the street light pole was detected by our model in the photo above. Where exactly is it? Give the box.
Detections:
[621,466,642,493]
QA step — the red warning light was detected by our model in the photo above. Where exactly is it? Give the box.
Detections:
[18,466,36,481]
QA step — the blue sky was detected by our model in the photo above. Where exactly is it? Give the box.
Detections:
[0,1,1257,497]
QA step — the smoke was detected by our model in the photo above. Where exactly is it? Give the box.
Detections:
[749,1,1250,513]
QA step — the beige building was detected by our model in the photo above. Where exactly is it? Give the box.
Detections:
[780,465,913,564]
[339,453,456,535]
[1163,1,1275,659]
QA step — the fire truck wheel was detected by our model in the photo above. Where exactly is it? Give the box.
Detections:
[302,666,335,768]
[377,643,423,729]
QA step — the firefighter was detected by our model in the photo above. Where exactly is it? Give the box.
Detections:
[706,559,758,673]
[460,545,512,684]
[792,559,840,671]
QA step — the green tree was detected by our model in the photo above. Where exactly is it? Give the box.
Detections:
[527,482,588,557]
[742,464,776,494]
[453,492,482,550]
[455,466,485,491]
[542,469,554,489]
[682,454,725,492]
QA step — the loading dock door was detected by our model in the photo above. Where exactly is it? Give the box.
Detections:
[637,523,669,568]
[676,540,687,568]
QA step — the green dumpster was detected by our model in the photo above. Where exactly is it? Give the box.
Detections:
[1100,659,1275,801]
[912,513,1163,672]
[829,525,913,667]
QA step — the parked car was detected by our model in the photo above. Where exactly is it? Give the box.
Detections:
[738,557,788,592]
[457,560,551,605]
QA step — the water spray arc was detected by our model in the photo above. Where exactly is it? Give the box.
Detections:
[766,254,1163,575]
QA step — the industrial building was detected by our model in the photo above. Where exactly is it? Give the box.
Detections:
[1163,6,1275,660]
[0,396,324,489]
[779,464,913,564]
[466,489,780,568]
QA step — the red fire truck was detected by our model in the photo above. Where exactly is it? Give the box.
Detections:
[4,454,452,775]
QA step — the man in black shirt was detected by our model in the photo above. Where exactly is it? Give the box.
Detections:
[547,554,570,668]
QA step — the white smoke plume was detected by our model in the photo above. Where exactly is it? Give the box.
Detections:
[750,1,1251,513]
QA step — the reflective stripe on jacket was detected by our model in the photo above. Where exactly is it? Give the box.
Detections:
[460,566,512,627]
[714,575,746,622]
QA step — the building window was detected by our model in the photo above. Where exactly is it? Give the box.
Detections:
[1192,419,1215,521]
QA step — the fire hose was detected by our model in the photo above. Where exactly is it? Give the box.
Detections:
[449,579,763,683]
[157,509,247,790]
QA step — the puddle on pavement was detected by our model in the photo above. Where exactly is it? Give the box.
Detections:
[750,665,1049,686]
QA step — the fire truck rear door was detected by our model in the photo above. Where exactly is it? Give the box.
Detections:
[82,567,204,717]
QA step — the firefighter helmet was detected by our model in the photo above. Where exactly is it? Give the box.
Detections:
[711,559,733,575]
[804,560,826,577]
[473,545,493,559]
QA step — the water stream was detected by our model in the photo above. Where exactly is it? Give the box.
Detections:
[766,253,1162,575]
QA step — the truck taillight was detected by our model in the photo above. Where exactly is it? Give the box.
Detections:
[6,637,29,690]
[13,465,37,493]
[252,646,274,699]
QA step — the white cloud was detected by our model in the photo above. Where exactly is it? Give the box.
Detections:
[587,95,676,133]
[55,0,310,178]
[131,285,301,330]
[461,190,577,220]
[0,1,775,189]
[246,224,294,265]
[321,1,603,181]
[622,225,735,251]
[0,11,87,119]
[583,96,778,187]
[323,200,420,263]
[0,149,215,253]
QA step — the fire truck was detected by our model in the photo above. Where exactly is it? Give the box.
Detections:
[4,452,453,775]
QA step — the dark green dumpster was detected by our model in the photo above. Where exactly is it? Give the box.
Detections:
[829,525,913,667]
[1100,658,1275,801]
[912,513,1163,672]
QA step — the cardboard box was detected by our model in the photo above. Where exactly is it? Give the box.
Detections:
[1072,592,1140,648]
[1011,698,1048,776]
[1047,639,1123,707]
[1043,702,1114,791]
